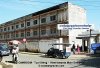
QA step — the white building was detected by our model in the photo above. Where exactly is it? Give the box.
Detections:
[0,2,86,52]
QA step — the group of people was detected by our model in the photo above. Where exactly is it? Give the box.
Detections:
[71,44,81,54]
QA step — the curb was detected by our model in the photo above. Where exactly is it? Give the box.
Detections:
[19,52,43,55]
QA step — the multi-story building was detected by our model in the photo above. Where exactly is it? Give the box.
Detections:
[0,2,86,52]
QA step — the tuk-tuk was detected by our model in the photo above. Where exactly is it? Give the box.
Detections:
[46,43,71,59]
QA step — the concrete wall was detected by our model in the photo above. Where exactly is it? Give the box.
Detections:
[19,41,39,51]
[19,39,59,53]
[68,3,86,46]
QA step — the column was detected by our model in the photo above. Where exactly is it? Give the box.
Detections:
[59,38,63,50]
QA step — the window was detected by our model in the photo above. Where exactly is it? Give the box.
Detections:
[8,27,10,31]
[41,18,46,23]
[7,34,10,38]
[27,22,30,26]
[21,33,24,37]
[16,25,19,29]
[4,28,6,31]
[21,23,24,27]
[33,31,38,35]
[50,28,57,34]
[4,35,6,39]
[0,35,2,39]
[11,33,15,38]
[41,29,46,35]
[0,34,2,39]
[50,15,56,21]
[12,26,14,30]
[33,20,37,25]
[27,32,30,36]
[0,29,3,32]
[16,34,19,37]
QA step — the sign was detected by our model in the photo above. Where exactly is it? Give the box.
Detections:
[23,38,26,42]
[57,24,92,30]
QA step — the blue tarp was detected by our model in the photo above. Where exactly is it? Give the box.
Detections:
[91,43,100,50]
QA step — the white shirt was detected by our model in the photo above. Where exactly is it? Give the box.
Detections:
[12,49,17,54]
[16,47,19,53]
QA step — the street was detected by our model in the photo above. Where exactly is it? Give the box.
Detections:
[2,53,100,68]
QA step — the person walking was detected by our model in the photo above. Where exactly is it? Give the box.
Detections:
[72,44,76,54]
[15,44,19,53]
[77,44,80,54]
[12,45,19,63]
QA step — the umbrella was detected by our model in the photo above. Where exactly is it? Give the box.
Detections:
[9,40,21,45]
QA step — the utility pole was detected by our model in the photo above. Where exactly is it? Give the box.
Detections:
[88,29,92,53]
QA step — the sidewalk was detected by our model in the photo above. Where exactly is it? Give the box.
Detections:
[0,62,13,68]
[20,52,100,59]
[19,52,43,55]
[20,52,90,58]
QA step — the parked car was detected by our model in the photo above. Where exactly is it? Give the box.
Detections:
[0,43,10,56]
[0,43,10,62]
[46,47,64,58]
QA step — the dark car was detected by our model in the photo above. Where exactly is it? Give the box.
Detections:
[46,47,64,58]
[46,43,71,59]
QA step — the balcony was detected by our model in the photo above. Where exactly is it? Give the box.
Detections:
[61,30,69,36]
[40,30,69,38]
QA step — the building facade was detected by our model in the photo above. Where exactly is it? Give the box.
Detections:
[0,2,86,52]
[77,30,100,53]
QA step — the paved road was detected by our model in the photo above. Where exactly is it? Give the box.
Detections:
[2,53,100,68]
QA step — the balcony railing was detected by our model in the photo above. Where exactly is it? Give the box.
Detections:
[0,29,69,40]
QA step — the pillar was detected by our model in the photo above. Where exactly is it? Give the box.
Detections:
[59,38,63,50]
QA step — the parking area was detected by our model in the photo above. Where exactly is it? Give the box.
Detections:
[0,52,100,68]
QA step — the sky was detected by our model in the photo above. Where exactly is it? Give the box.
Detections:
[0,0,100,30]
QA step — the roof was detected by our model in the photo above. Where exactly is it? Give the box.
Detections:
[32,2,68,16]
[76,30,100,39]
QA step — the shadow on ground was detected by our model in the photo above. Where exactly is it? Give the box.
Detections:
[86,54,100,57]
[39,54,54,58]
[5,61,15,64]
[79,54,100,68]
